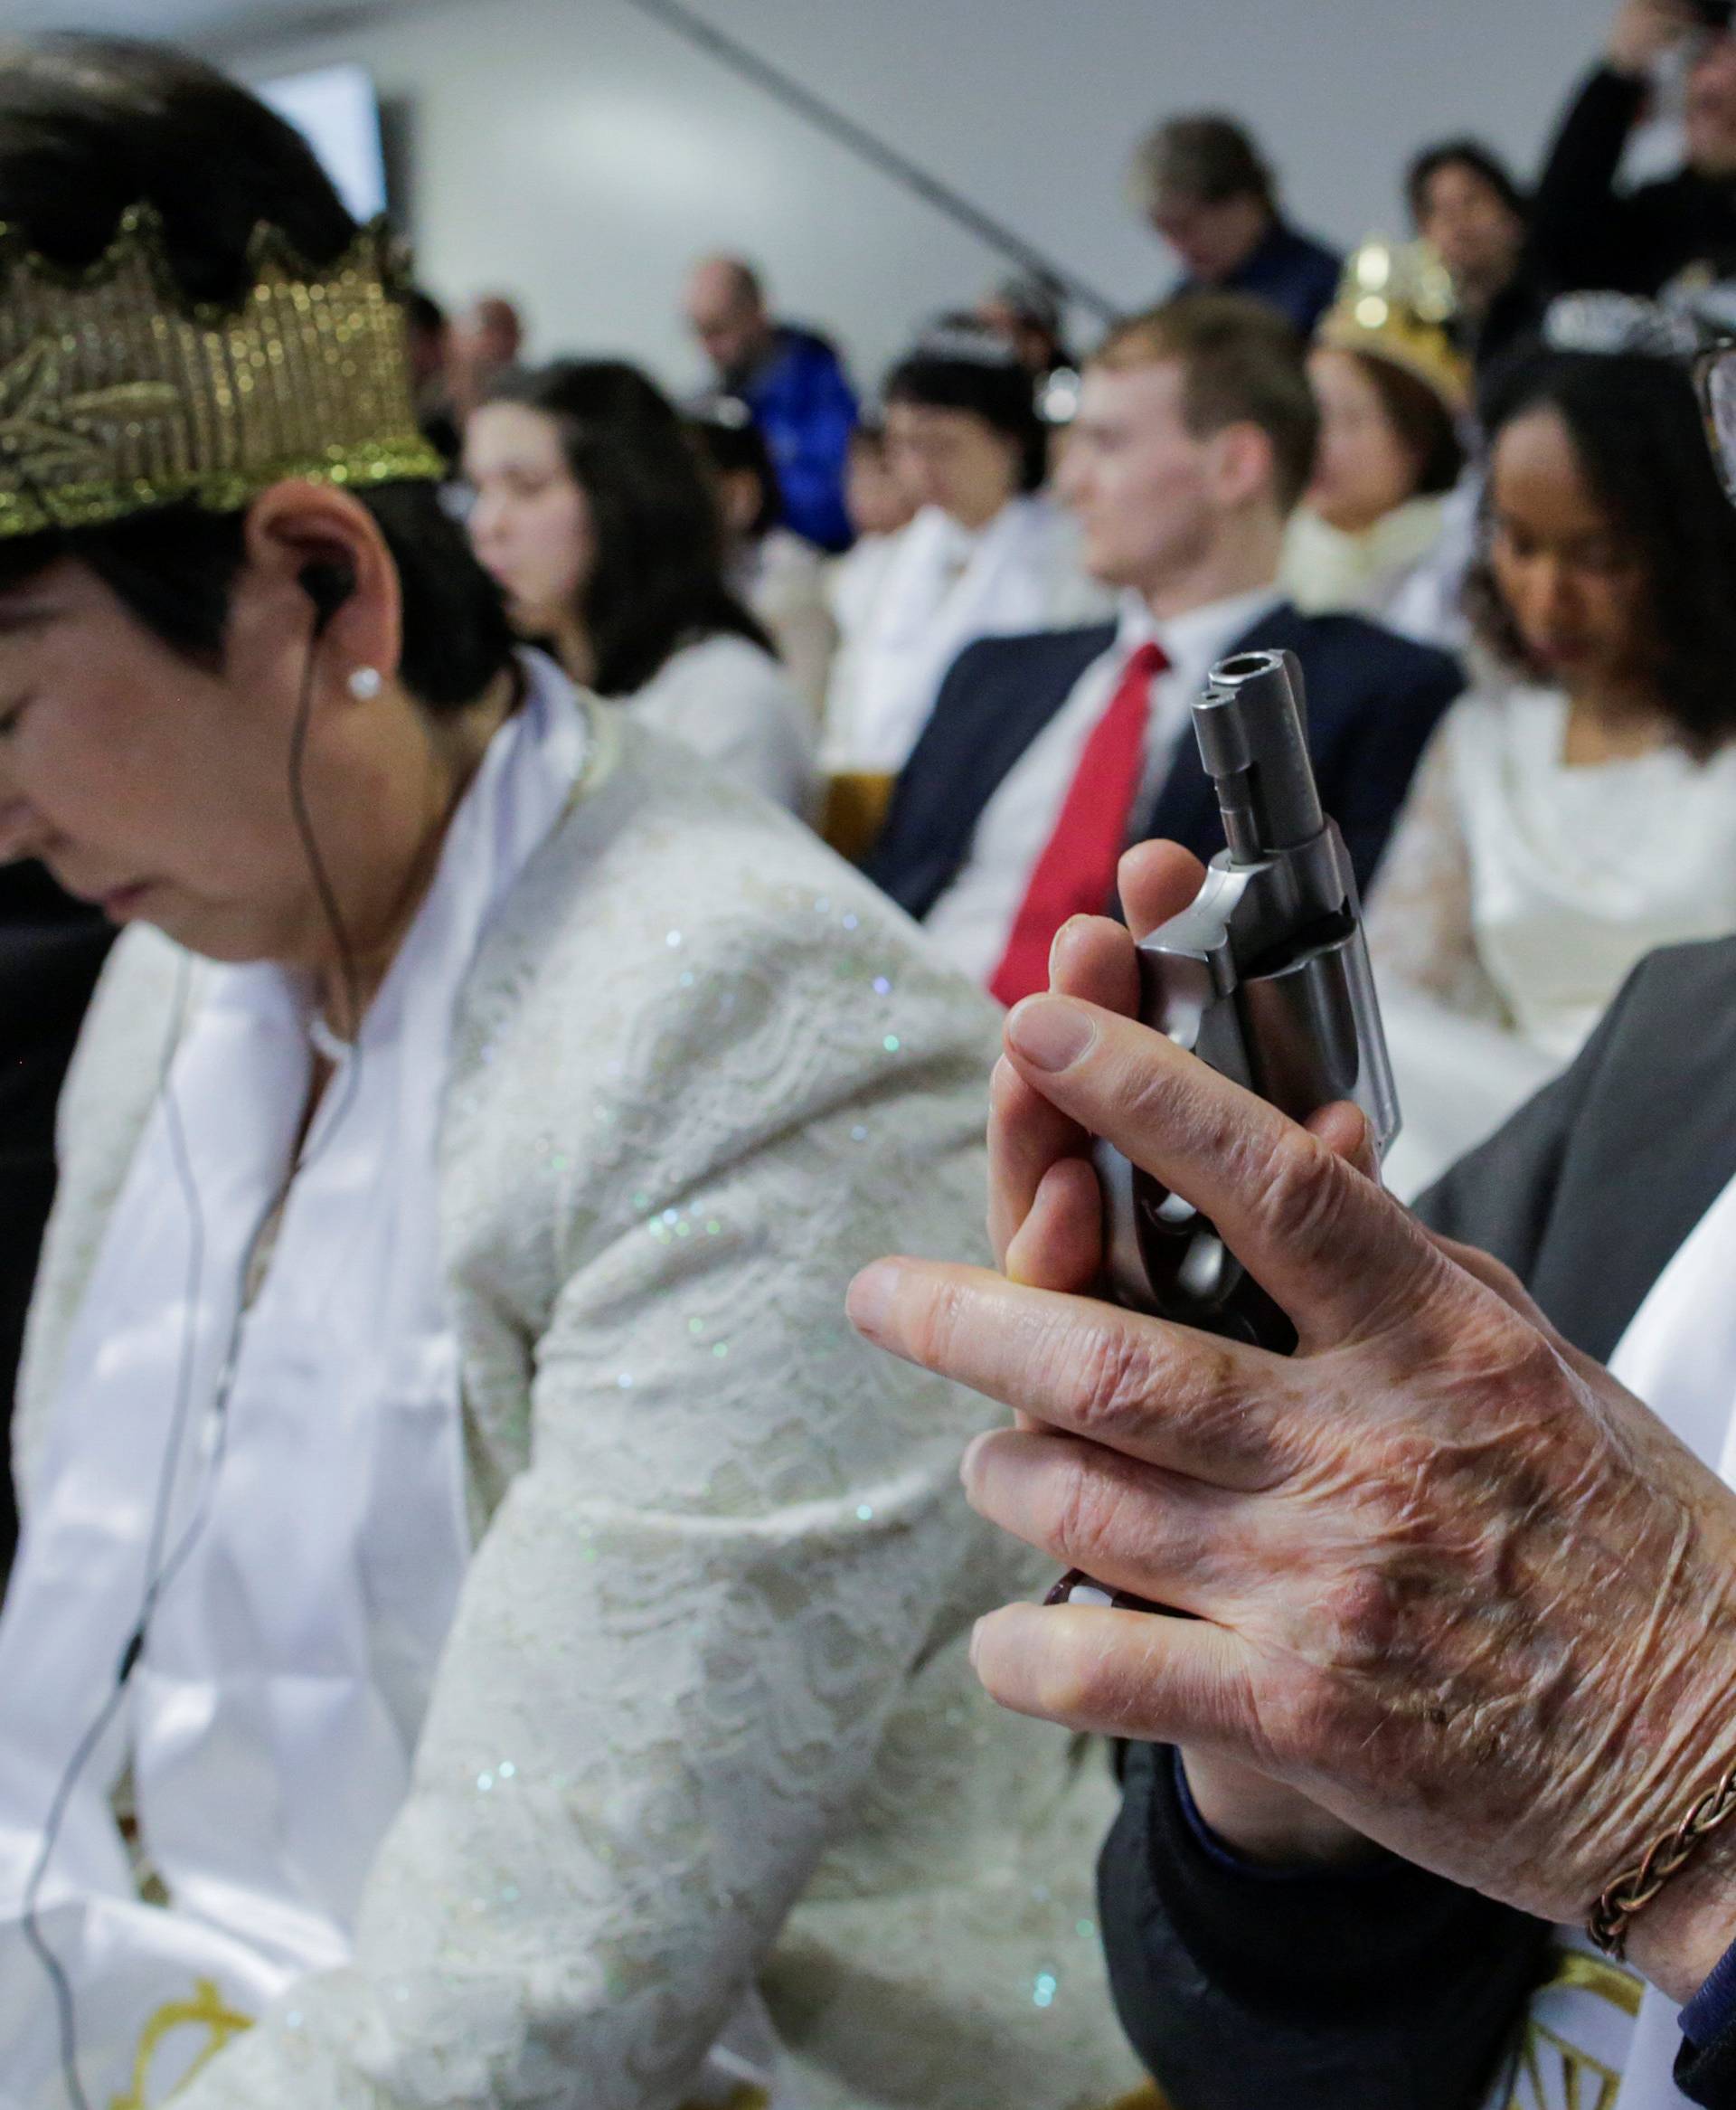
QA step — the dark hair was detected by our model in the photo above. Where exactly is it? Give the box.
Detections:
[882,319,1047,492]
[1132,114,1277,215]
[690,407,782,540]
[406,288,448,339]
[1405,138,1528,231]
[1094,294,1320,513]
[1465,345,1736,756]
[1342,348,1464,497]
[0,35,514,713]
[484,360,772,697]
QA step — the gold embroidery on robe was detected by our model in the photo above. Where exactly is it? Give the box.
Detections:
[111,1977,252,2110]
[1505,1948,1645,2110]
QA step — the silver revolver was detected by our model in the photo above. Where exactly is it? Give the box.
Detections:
[1050,646,1400,1612]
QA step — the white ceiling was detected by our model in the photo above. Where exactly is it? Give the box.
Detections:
[5,0,441,56]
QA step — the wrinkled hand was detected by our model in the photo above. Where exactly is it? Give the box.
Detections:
[850,844,1736,1998]
[1608,0,1700,74]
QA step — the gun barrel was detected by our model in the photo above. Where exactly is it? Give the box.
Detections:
[1194,648,1324,863]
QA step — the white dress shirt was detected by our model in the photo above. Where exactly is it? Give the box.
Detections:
[632,630,819,818]
[923,584,1284,986]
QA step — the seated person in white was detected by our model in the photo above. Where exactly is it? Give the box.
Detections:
[691,402,838,721]
[466,360,818,818]
[1369,310,1736,1197]
[1281,240,1473,651]
[822,318,1105,774]
[824,421,917,677]
[0,43,1146,2110]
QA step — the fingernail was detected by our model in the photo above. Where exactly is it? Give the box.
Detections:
[959,1429,992,1495]
[1007,996,1097,1074]
[969,1615,985,1670]
[846,1258,902,1341]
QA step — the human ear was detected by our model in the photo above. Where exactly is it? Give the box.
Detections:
[235,478,403,692]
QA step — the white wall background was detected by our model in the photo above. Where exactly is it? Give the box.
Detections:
[224,0,1605,401]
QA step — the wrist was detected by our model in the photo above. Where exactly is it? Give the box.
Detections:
[1179,1748,1375,1870]
[1624,1837,1736,2005]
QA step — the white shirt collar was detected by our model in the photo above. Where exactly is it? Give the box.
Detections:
[1114,582,1287,667]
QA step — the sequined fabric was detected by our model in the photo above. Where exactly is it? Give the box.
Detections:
[16,713,1144,2107]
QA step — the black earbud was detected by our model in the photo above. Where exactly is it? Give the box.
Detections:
[299,559,357,637]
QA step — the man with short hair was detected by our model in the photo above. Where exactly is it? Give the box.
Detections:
[683,254,858,552]
[1130,114,1341,337]
[1532,0,1736,298]
[866,295,1462,1007]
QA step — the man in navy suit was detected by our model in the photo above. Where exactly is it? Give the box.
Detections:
[866,294,1465,1006]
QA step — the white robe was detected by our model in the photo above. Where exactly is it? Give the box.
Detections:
[1369,686,1736,1197]
[3,658,1143,2109]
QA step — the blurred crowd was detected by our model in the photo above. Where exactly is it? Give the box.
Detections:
[382,0,1736,1201]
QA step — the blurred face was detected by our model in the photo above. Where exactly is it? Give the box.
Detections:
[845,437,918,539]
[1687,34,1736,177]
[883,402,1021,531]
[684,266,769,378]
[1415,161,1524,289]
[463,402,595,635]
[0,550,399,965]
[1305,346,1421,534]
[1055,360,1220,591]
[1487,405,1651,686]
[1146,191,1270,284]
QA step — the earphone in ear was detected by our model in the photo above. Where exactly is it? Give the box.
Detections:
[298,559,357,637]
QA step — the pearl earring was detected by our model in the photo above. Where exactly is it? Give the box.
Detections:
[347,666,382,701]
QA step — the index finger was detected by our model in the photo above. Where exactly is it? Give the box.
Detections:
[1002,993,1448,1346]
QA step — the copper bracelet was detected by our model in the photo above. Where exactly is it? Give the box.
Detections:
[1590,1758,1736,1959]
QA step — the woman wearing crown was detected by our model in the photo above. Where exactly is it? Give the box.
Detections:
[0,39,1146,2110]
[1280,241,1474,651]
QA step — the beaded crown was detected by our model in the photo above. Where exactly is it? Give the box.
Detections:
[0,203,444,539]
[1315,239,1471,417]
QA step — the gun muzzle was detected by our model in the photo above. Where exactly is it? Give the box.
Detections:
[1193,648,1324,865]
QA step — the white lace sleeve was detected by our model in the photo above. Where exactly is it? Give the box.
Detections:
[1365,708,1511,1027]
[172,909,1012,2109]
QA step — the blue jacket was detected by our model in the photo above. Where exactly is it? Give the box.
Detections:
[864,601,1463,918]
[738,325,859,554]
[1180,219,1343,339]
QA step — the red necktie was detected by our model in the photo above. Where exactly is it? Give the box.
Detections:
[988,639,1169,1009]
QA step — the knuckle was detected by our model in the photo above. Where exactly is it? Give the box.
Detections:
[1062,1318,1162,1434]
[1249,1126,1346,1257]
[1320,1563,1403,1670]
[1047,1451,1127,1570]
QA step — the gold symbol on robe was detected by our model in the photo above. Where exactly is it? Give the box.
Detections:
[1505,1950,1644,2110]
[111,1978,253,2110]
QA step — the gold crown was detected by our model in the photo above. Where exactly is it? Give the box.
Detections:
[0,204,445,539]
[1316,239,1471,416]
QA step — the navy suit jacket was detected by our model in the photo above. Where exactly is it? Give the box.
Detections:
[865,601,1464,921]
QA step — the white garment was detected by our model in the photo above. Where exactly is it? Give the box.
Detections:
[630,629,817,818]
[733,527,838,722]
[1281,488,1470,650]
[1478,1169,1736,2109]
[822,496,1106,773]
[1371,686,1736,1197]
[923,586,1283,988]
[7,675,1144,2109]
[0,658,585,2104]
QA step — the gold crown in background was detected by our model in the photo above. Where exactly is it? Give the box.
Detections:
[0,204,444,539]
[1316,239,1471,416]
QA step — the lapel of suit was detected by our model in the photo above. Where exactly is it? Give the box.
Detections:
[1529,962,1736,1363]
[884,624,1115,921]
